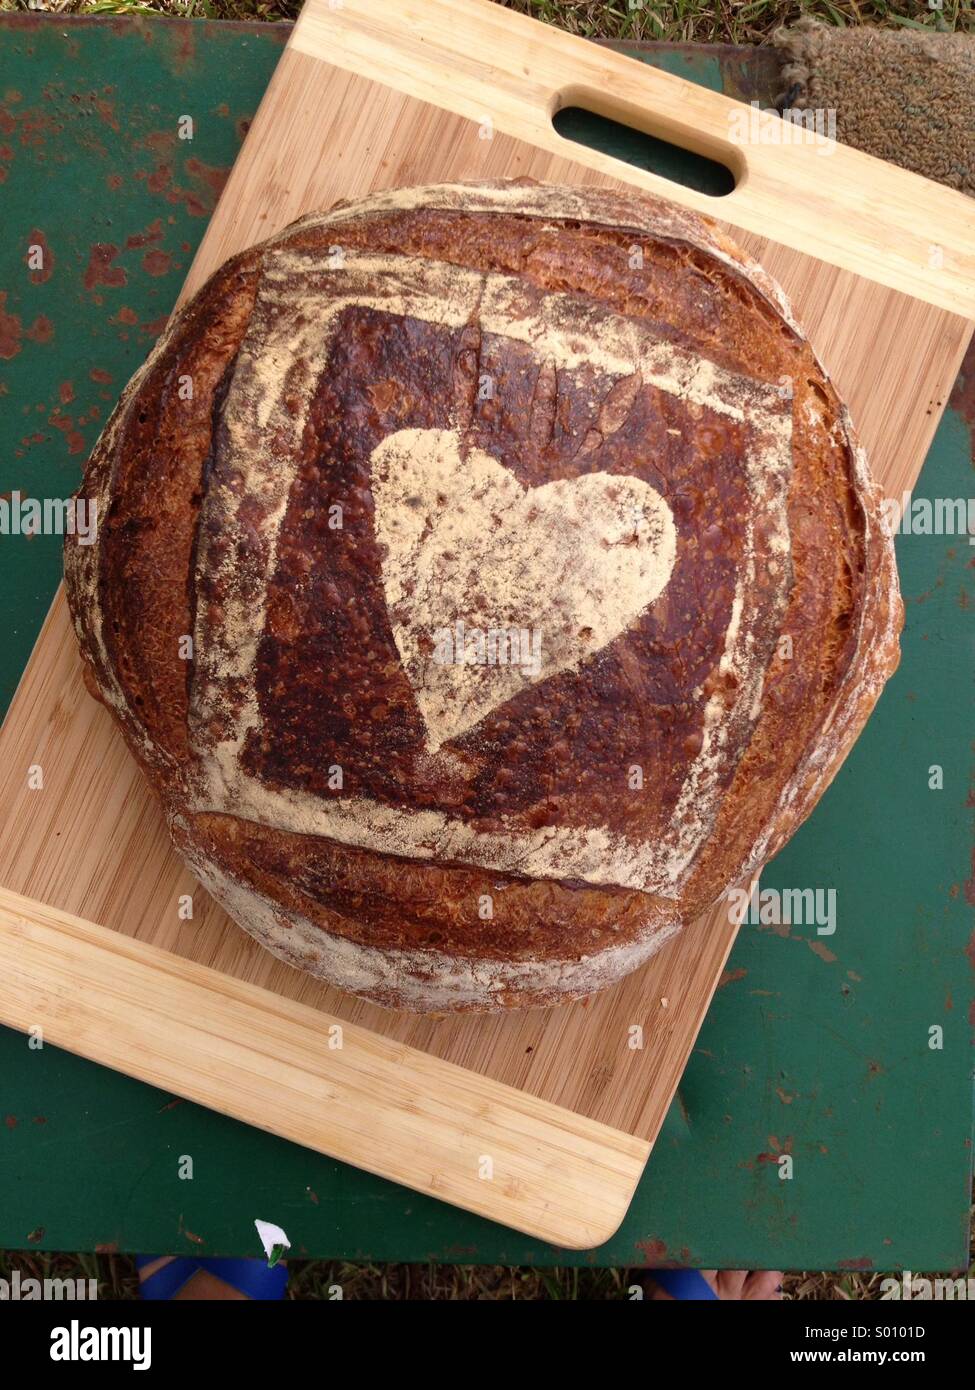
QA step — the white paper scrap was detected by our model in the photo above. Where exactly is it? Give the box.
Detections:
[255,1219,291,1263]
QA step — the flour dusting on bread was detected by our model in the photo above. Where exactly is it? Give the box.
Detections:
[65,180,901,1012]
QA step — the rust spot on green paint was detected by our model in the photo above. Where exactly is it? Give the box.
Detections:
[93,94,119,132]
[15,105,61,150]
[147,162,171,194]
[0,291,22,359]
[758,1134,792,1164]
[164,157,230,218]
[25,315,53,344]
[125,217,164,251]
[142,248,173,278]
[48,407,86,456]
[758,915,791,938]
[717,967,747,989]
[807,940,837,964]
[173,23,196,74]
[184,157,228,199]
[635,1237,668,1264]
[83,243,126,292]
[142,129,177,155]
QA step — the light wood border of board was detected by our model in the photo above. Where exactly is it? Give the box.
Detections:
[0,885,649,1248]
[284,0,975,319]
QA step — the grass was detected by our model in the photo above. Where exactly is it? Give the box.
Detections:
[502,0,974,42]
[3,1246,973,1299]
[0,0,971,1303]
[1,0,973,38]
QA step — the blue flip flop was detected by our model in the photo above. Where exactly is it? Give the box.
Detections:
[136,1255,289,1300]
[650,1269,719,1300]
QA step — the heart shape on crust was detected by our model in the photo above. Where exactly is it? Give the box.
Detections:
[371,428,677,751]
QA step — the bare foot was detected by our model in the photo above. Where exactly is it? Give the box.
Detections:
[646,1269,783,1300]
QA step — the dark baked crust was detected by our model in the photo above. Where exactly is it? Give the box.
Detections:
[65,180,901,1011]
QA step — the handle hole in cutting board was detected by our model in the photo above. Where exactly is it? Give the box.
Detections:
[552,106,736,197]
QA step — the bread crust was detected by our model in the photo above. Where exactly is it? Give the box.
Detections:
[65,179,902,1011]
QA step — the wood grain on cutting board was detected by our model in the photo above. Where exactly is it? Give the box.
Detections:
[0,0,972,1245]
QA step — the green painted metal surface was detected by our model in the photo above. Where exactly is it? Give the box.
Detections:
[0,16,971,1269]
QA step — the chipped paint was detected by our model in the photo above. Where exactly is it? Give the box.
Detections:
[82,243,126,292]
[0,290,21,359]
[25,315,52,344]
[142,249,173,278]
[634,1238,668,1265]
[124,217,164,251]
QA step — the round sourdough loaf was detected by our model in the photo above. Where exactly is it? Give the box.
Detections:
[65,180,902,1013]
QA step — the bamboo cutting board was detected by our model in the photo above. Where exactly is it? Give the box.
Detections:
[0,0,973,1248]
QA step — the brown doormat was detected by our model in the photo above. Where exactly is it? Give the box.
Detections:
[772,19,974,196]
